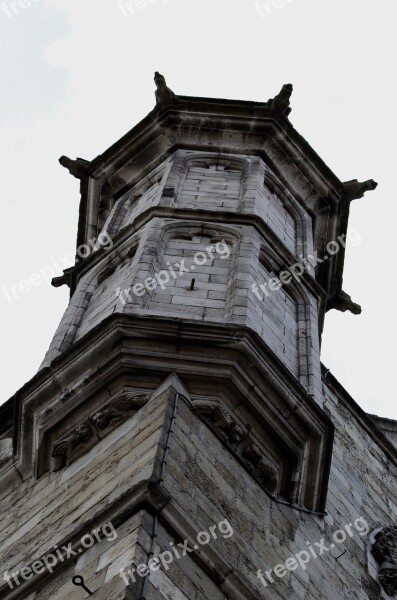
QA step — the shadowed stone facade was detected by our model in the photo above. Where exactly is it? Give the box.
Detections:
[0,75,394,600]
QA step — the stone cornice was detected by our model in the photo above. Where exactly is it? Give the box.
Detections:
[84,95,341,196]
[4,320,395,490]
[3,314,334,512]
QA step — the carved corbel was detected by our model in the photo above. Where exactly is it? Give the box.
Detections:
[242,443,278,494]
[52,423,94,471]
[91,392,148,431]
[50,391,149,472]
[372,526,397,596]
[194,399,278,493]
[194,399,245,444]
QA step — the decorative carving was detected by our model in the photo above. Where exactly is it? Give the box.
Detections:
[52,267,73,289]
[372,526,397,596]
[242,443,278,494]
[52,423,93,469]
[327,290,361,315]
[194,399,278,494]
[59,156,91,180]
[268,83,293,117]
[91,392,148,431]
[194,399,245,444]
[51,390,149,471]
[154,72,176,105]
[342,179,378,201]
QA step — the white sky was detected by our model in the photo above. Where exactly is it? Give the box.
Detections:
[1,0,396,418]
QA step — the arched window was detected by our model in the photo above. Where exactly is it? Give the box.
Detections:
[255,245,313,390]
[263,172,309,257]
[147,223,239,321]
[177,154,248,212]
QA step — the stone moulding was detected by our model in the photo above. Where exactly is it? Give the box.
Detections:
[50,390,149,472]
[371,526,397,596]
[7,315,334,512]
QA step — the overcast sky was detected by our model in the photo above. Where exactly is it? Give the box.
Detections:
[1,0,396,418]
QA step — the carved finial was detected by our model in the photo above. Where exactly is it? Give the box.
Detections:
[268,83,293,117]
[327,290,361,315]
[154,71,176,105]
[342,179,378,201]
[59,156,91,180]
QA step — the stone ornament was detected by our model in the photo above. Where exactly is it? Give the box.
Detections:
[91,392,148,431]
[242,443,278,495]
[267,83,293,117]
[51,391,149,470]
[194,399,245,444]
[193,398,278,495]
[52,424,93,471]
[327,290,362,316]
[154,72,176,105]
[342,178,378,201]
[371,526,397,596]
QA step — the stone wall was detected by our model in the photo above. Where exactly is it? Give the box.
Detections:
[1,375,395,599]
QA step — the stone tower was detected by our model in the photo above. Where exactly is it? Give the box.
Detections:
[2,75,396,600]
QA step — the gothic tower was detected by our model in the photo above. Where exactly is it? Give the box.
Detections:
[2,75,395,600]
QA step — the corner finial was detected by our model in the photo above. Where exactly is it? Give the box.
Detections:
[268,83,293,117]
[154,71,175,105]
[342,179,378,201]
